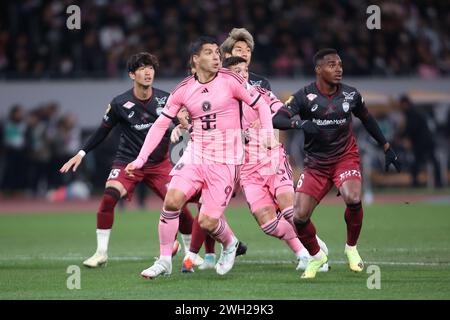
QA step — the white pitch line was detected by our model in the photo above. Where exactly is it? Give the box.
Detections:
[0,255,449,266]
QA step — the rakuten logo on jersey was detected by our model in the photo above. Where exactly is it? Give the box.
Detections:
[339,170,361,181]
[312,118,347,126]
[133,123,153,130]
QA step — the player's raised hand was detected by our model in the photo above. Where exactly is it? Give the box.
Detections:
[60,153,84,173]
[384,147,401,172]
[170,124,185,143]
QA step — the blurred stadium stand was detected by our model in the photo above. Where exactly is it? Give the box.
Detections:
[0,0,449,200]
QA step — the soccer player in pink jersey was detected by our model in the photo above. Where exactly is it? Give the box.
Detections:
[125,36,276,278]
[178,56,329,272]
[188,28,269,270]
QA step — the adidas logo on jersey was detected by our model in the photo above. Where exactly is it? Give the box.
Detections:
[201,88,209,93]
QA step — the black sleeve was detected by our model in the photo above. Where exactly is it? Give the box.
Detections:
[273,109,296,129]
[352,92,387,146]
[81,124,113,153]
[102,102,120,128]
[272,94,302,129]
[81,102,118,153]
[262,78,271,91]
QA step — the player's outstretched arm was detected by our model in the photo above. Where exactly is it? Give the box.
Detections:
[59,124,112,173]
[272,109,319,134]
[125,114,173,176]
[60,151,85,173]
[352,94,401,172]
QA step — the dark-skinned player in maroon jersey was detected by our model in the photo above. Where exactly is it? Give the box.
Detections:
[273,48,401,279]
[60,52,199,268]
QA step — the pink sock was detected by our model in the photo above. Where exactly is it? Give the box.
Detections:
[280,207,305,252]
[159,209,180,256]
[261,217,297,241]
[210,218,235,248]
[285,237,303,255]
[281,206,295,227]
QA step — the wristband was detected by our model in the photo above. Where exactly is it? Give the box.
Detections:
[77,150,86,158]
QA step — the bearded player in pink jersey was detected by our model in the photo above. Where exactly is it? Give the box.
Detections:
[125,36,276,278]
[177,56,329,273]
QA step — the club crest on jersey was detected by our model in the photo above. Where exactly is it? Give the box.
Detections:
[155,96,167,106]
[306,93,317,101]
[156,107,163,116]
[342,102,350,112]
[249,80,262,87]
[311,104,319,112]
[343,91,355,101]
[202,101,211,112]
[123,101,135,109]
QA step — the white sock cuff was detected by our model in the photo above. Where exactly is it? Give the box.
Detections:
[96,229,111,235]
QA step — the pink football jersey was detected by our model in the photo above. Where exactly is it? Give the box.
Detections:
[241,85,284,175]
[163,68,270,165]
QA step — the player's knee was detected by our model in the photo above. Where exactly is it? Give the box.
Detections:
[276,192,294,211]
[163,199,181,212]
[163,190,185,211]
[344,191,361,206]
[293,215,309,228]
[198,215,216,232]
[293,206,310,224]
[254,206,276,226]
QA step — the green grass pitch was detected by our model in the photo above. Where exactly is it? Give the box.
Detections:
[1,203,449,299]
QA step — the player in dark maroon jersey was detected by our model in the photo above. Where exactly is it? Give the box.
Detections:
[273,48,401,279]
[60,52,197,268]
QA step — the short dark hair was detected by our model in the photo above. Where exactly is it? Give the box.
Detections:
[222,56,247,68]
[127,52,159,73]
[313,48,338,66]
[189,36,219,59]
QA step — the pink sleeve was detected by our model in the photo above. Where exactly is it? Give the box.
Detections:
[253,97,274,132]
[161,91,183,119]
[230,79,261,108]
[131,114,173,169]
[259,89,283,114]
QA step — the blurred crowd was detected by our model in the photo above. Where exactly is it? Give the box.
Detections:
[1,97,449,199]
[0,103,83,197]
[1,0,449,79]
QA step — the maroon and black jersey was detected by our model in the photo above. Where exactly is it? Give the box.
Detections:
[280,82,366,169]
[100,88,172,165]
[249,72,271,91]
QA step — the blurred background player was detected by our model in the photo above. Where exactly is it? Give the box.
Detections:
[126,36,276,278]
[273,48,401,279]
[399,94,443,188]
[60,52,196,268]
